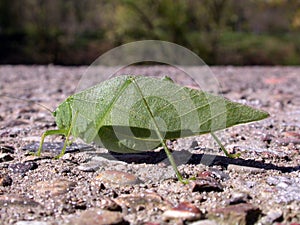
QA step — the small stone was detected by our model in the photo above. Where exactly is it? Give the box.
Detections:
[265,176,300,203]
[277,181,289,189]
[9,161,38,173]
[0,145,15,154]
[266,176,279,186]
[22,155,49,162]
[114,192,171,213]
[283,131,300,139]
[189,220,218,225]
[35,179,76,196]
[162,202,202,221]
[260,210,283,224]
[189,177,223,192]
[227,164,264,174]
[78,160,102,172]
[190,141,199,149]
[98,197,122,211]
[197,171,213,179]
[22,142,92,155]
[14,221,49,225]
[208,203,261,225]
[209,168,230,181]
[245,181,257,189]
[143,223,160,225]
[262,134,274,144]
[0,173,12,186]
[66,208,128,225]
[0,153,14,163]
[0,194,39,207]
[228,192,251,205]
[95,170,141,185]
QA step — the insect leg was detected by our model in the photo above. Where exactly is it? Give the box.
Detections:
[210,132,240,158]
[131,78,188,183]
[54,110,79,159]
[35,129,68,156]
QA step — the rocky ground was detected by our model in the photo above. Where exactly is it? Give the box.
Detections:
[0,65,299,225]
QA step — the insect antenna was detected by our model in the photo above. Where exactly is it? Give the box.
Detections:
[0,94,53,114]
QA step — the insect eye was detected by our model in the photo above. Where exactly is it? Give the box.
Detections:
[52,111,57,117]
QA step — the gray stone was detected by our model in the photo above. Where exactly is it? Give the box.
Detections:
[77,156,127,172]
[114,192,171,213]
[189,220,218,225]
[162,202,202,221]
[266,176,300,203]
[14,221,49,225]
[259,210,283,225]
[227,164,265,174]
[209,168,230,181]
[189,178,223,193]
[9,161,38,173]
[0,173,12,186]
[0,145,15,154]
[66,209,128,225]
[34,179,76,196]
[95,170,141,185]
[77,160,102,172]
[228,192,251,205]
[208,203,261,225]
[0,194,39,207]
[0,153,14,163]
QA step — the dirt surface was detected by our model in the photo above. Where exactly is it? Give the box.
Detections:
[0,65,300,225]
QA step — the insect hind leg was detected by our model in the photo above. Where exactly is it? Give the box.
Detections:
[210,132,241,158]
[34,129,68,156]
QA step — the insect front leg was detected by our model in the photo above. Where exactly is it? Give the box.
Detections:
[35,129,68,156]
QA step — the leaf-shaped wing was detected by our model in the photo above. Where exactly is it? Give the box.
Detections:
[68,75,269,153]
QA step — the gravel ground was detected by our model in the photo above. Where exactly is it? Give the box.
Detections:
[0,65,299,225]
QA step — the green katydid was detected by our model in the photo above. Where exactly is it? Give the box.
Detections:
[35,75,269,183]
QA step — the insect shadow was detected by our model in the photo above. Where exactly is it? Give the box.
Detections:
[24,141,299,174]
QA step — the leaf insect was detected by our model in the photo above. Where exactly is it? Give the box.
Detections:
[11,75,271,183]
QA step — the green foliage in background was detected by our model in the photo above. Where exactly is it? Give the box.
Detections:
[0,0,300,65]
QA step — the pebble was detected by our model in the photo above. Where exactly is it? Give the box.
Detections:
[245,181,257,189]
[0,173,12,186]
[9,161,38,173]
[209,168,230,181]
[228,192,251,205]
[77,156,127,172]
[227,164,265,174]
[0,194,39,207]
[34,179,76,196]
[15,221,49,225]
[162,202,202,221]
[114,192,171,213]
[78,160,103,172]
[259,210,283,224]
[21,155,49,162]
[95,170,141,185]
[23,142,92,154]
[208,203,261,225]
[266,176,291,186]
[189,177,223,192]
[134,164,176,182]
[0,145,15,154]
[66,208,128,225]
[266,176,300,203]
[98,197,122,211]
[190,141,199,149]
[189,220,218,225]
[0,153,14,163]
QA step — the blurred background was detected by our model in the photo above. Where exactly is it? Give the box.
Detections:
[1,0,300,65]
